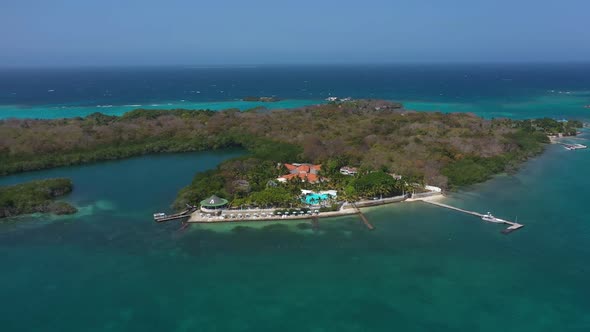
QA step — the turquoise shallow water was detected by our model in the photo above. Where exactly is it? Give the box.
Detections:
[2,92,588,121]
[1,92,589,121]
[404,92,590,119]
[2,64,589,120]
[1,141,590,331]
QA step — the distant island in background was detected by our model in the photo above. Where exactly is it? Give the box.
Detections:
[241,96,282,102]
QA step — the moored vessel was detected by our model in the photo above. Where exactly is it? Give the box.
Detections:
[482,212,502,223]
[563,143,587,150]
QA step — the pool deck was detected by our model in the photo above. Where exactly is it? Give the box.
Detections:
[186,193,419,223]
[187,208,359,223]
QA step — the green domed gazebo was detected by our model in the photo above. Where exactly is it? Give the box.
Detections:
[199,195,229,211]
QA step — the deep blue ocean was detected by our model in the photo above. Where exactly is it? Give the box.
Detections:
[1,65,590,331]
[1,64,590,119]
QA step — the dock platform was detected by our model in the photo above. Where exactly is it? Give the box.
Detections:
[154,206,198,223]
[421,200,524,234]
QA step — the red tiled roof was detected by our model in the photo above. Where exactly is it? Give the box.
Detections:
[285,164,298,171]
[280,173,299,181]
[279,163,322,183]
[306,173,319,182]
[284,163,321,173]
[278,172,320,183]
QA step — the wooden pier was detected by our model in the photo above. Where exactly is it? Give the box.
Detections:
[154,206,198,223]
[350,203,375,230]
[421,200,524,234]
[311,215,320,230]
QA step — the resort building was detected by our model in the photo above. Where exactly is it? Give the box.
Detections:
[424,185,442,193]
[200,195,229,213]
[339,166,358,176]
[277,163,322,183]
[390,173,403,180]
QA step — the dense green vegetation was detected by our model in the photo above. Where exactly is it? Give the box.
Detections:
[515,118,583,136]
[0,100,581,210]
[0,178,76,218]
[346,171,405,198]
[442,156,508,187]
[439,117,584,187]
[441,126,550,187]
[236,186,296,207]
[0,109,309,175]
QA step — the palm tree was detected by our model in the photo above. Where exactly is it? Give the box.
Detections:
[377,183,389,198]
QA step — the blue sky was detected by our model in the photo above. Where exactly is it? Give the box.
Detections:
[1,0,588,66]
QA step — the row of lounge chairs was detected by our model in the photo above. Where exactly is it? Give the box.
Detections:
[200,209,321,221]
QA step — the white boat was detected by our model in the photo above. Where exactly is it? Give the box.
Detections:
[482,212,501,223]
[563,143,587,151]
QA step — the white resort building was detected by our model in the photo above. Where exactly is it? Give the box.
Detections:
[339,166,358,176]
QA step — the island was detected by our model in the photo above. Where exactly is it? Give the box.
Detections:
[0,178,77,218]
[242,96,282,102]
[0,99,583,222]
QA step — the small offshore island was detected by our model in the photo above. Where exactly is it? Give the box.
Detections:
[0,99,583,222]
[241,96,282,102]
[0,178,77,219]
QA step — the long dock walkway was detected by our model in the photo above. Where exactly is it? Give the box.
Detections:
[350,203,375,230]
[423,201,484,217]
[421,200,524,234]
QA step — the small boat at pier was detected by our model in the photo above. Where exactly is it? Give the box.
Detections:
[482,212,503,223]
[153,212,166,220]
[563,143,587,151]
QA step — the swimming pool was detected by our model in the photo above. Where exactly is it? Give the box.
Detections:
[302,193,333,205]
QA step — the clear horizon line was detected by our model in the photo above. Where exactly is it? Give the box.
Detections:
[1,60,590,70]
